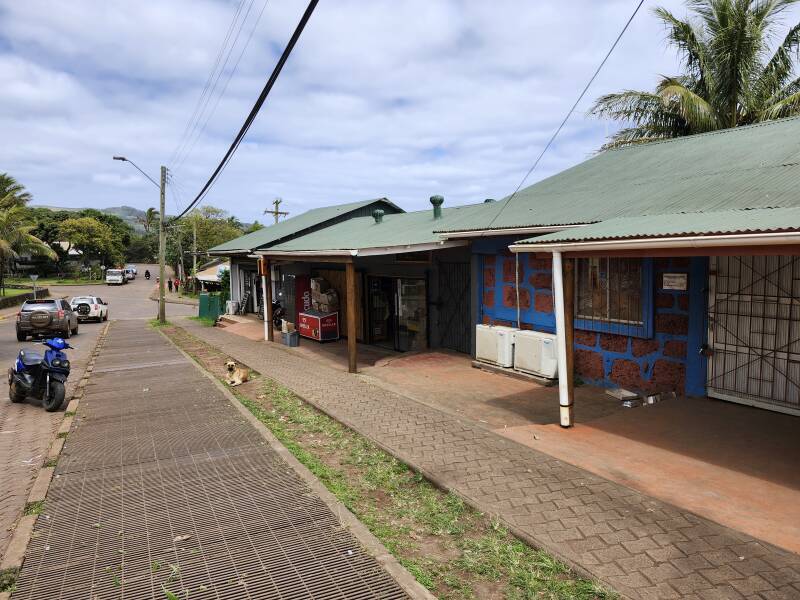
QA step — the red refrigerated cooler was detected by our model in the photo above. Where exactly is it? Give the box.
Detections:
[297,310,339,342]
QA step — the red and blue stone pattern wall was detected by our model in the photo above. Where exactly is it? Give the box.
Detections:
[477,247,708,397]
[480,251,556,333]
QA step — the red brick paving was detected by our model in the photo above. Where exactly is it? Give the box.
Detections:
[180,318,800,600]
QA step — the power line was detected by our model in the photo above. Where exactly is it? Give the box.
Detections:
[172,0,271,176]
[487,0,646,227]
[171,0,257,170]
[169,0,248,166]
[174,0,319,221]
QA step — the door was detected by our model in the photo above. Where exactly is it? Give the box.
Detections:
[397,278,427,352]
[368,277,395,349]
[707,255,800,415]
[437,262,471,354]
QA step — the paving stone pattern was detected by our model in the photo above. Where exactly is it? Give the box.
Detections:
[13,321,408,600]
[181,320,800,600]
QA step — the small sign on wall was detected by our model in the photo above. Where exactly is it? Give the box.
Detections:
[662,272,688,291]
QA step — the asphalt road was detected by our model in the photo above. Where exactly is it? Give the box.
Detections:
[0,262,196,562]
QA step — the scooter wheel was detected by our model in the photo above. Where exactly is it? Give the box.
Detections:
[9,383,26,403]
[43,380,65,412]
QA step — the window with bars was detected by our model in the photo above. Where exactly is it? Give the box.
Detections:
[575,257,653,337]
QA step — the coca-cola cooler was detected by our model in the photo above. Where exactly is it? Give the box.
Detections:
[297,310,339,342]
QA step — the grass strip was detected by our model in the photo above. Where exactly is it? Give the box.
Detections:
[164,326,614,600]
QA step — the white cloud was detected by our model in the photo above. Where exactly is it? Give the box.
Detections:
[1,0,797,223]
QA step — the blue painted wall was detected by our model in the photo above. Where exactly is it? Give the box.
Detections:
[474,240,710,397]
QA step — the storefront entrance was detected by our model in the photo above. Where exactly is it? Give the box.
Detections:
[707,255,800,415]
[367,276,427,352]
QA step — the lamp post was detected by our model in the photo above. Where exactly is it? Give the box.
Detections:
[113,156,167,323]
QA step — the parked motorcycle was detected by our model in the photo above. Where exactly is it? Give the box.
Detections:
[256,299,285,329]
[8,337,72,411]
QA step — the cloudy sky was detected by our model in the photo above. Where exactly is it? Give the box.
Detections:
[1,0,790,223]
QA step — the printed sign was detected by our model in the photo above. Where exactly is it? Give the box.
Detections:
[662,273,688,291]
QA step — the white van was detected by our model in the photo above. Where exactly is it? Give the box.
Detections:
[106,268,125,285]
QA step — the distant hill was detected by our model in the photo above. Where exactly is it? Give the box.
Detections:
[31,205,148,232]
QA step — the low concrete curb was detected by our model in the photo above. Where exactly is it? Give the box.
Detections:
[0,321,110,575]
[161,330,436,600]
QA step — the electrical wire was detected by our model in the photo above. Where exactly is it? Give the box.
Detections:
[487,0,646,228]
[169,0,248,166]
[174,0,319,222]
[172,0,271,176]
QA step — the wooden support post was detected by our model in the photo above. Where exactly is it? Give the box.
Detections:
[260,258,274,342]
[345,261,357,373]
[562,257,575,424]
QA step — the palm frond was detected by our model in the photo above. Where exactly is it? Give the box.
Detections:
[656,76,719,130]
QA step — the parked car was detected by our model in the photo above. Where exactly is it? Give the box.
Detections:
[106,268,126,285]
[126,264,138,276]
[70,296,109,322]
[16,299,79,341]
[124,267,136,281]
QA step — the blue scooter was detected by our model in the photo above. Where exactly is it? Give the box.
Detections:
[8,337,72,411]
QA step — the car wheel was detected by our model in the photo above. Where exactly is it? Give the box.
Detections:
[62,327,71,339]
[103,312,108,322]
[16,330,26,342]
[72,324,79,335]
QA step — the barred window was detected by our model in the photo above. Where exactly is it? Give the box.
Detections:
[575,258,652,336]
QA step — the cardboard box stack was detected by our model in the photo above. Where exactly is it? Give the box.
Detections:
[310,277,340,313]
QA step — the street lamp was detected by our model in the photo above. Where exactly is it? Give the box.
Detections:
[113,155,167,323]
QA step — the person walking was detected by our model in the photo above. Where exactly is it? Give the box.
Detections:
[168,279,173,293]
[174,278,180,293]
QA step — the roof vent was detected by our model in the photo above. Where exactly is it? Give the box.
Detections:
[484,198,495,203]
[430,195,444,219]
[372,208,385,224]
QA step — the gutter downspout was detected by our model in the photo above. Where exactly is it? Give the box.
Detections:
[551,251,573,427]
[515,253,521,328]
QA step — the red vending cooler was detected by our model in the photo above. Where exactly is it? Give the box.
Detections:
[297,310,339,341]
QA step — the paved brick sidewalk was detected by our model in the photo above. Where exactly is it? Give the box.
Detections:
[179,318,800,600]
[13,321,411,599]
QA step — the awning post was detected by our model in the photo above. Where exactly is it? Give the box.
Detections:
[552,251,574,427]
[260,258,273,342]
[346,262,357,373]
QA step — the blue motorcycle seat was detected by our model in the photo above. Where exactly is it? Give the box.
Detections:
[19,350,43,366]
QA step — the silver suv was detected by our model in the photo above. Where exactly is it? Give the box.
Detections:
[16,299,79,341]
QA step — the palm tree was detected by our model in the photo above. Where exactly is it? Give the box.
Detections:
[137,207,158,233]
[0,206,57,296]
[592,0,800,148]
[0,173,32,210]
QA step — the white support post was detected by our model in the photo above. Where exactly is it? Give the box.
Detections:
[268,275,272,341]
[551,250,573,427]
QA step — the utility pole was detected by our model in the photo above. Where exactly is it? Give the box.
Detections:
[192,218,197,294]
[158,165,167,323]
[264,197,289,224]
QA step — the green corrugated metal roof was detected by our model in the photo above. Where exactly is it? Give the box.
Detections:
[437,116,800,234]
[514,207,800,245]
[265,202,490,252]
[209,198,402,253]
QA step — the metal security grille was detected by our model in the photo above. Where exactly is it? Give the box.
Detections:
[437,262,471,354]
[707,255,800,415]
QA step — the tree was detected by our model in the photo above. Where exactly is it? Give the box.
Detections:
[138,207,158,234]
[59,217,122,265]
[592,0,800,148]
[0,206,56,295]
[244,220,265,234]
[166,206,243,272]
[0,173,33,210]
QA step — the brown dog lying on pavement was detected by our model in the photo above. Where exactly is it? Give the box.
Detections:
[225,360,249,386]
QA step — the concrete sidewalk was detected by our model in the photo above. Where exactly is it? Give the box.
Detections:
[12,320,414,599]
[179,318,800,600]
